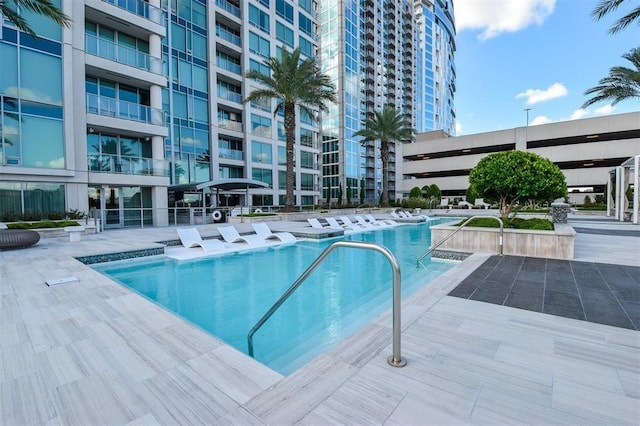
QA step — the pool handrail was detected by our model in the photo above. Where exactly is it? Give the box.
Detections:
[247,241,406,368]
[417,215,504,267]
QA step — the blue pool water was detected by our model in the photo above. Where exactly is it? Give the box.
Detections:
[93,220,456,374]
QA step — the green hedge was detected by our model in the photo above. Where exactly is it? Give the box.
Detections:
[458,217,553,230]
[7,220,81,230]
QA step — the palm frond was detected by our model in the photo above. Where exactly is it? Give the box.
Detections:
[1,0,71,36]
[582,47,640,108]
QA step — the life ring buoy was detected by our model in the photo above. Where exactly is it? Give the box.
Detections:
[254,208,263,214]
[212,210,222,221]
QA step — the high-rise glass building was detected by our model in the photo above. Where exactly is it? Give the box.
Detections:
[414,0,456,135]
[0,0,321,226]
[318,0,455,203]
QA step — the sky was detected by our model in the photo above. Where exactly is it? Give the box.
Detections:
[452,0,640,135]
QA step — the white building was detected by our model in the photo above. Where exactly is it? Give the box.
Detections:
[401,112,640,205]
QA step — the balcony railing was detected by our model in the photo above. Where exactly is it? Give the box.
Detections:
[215,0,240,17]
[216,25,241,46]
[219,147,243,160]
[218,119,243,132]
[85,34,163,75]
[88,153,169,176]
[216,57,242,74]
[217,88,242,104]
[86,93,164,125]
[101,0,164,25]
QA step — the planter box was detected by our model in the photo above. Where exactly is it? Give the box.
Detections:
[431,223,575,259]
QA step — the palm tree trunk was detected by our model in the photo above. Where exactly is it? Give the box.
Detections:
[284,102,296,211]
[380,140,389,207]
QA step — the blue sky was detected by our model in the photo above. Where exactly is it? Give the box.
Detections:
[453,0,639,135]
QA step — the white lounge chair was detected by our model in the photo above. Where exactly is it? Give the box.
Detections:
[365,214,397,226]
[404,211,431,220]
[398,211,410,218]
[176,228,225,252]
[252,222,296,243]
[340,216,367,230]
[354,215,379,228]
[475,198,491,209]
[438,198,450,209]
[458,200,473,209]
[326,217,358,231]
[217,225,265,245]
[307,218,328,229]
[390,211,400,219]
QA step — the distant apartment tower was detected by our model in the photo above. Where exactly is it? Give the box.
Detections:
[318,0,455,204]
[414,0,456,135]
[0,0,321,226]
[166,0,321,209]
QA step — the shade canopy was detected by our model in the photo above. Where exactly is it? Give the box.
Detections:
[195,178,269,191]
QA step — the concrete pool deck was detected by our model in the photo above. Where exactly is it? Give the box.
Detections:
[1,215,638,424]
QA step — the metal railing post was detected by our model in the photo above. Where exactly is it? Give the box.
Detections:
[247,241,406,368]
[417,215,503,267]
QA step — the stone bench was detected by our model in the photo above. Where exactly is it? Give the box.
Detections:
[64,226,86,242]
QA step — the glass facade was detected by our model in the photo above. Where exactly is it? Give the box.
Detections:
[415,0,456,135]
[318,0,456,203]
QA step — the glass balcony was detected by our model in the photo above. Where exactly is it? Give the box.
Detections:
[86,93,164,125]
[215,0,241,18]
[219,147,243,160]
[88,153,169,176]
[216,57,241,74]
[218,119,243,132]
[216,25,241,46]
[217,88,242,104]
[101,0,164,25]
[85,34,163,75]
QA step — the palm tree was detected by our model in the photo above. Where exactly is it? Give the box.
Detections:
[0,0,71,37]
[591,0,640,34]
[354,107,415,207]
[582,47,640,108]
[244,47,336,211]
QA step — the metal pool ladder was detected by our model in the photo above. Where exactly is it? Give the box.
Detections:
[247,241,406,368]
[417,215,504,267]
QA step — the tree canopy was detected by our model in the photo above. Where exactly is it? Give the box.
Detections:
[469,151,567,219]
[244,47,336,210]
[354,107,414,206]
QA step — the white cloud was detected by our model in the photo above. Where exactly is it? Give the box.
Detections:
[454,0,556,40]
[531,115,552,125]
[570,109,587,120]
[455,121,462,135]
[516,82,568,105]
[594,104,616,115]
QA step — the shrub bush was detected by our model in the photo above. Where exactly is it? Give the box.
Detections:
[7,220,80,230]
[457,217,553,230]
[401,197,429,209]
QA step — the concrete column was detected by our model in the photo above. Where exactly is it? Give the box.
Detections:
[152,186,169,227]
[634,155,639,224]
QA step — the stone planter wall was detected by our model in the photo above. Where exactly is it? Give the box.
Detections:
[430,223,575,259]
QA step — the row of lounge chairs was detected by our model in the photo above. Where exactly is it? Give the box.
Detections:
[176,223,296,253]
[307,215,397,232]
[390,211,431,220]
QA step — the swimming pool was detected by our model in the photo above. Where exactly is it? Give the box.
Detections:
[93,220,456,375]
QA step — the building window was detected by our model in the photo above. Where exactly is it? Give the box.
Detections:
[276,21,294,47]
[249,4,270,33]
[0,181,65,221]
[276,0,294,23]
[249,32,270,58]
[299,13,314,37]
[252,167,273,186]
[251,140,272,163]
[251,114,272,138]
